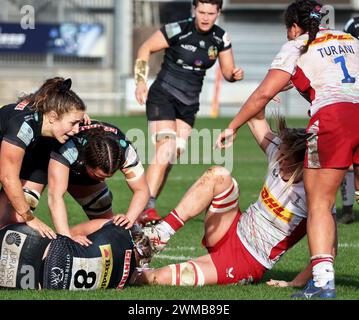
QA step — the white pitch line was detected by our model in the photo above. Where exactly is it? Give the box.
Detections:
[110,175,261,182]
[154,255,194,261]
[153,243,359,262]
[162,246,197,252]
[338,243,359,248]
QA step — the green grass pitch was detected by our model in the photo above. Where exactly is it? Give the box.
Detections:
[1,115,358,300]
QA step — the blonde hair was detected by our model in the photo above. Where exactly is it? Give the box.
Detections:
[269,117,310,192]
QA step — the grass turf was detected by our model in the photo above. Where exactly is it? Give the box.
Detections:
[1,116,358,300]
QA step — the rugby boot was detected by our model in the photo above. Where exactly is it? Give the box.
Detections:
[291,279,336,299]
[136,208,162,226]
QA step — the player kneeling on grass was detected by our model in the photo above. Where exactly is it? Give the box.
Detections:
[133,113,337,294]
[0,218,152,290]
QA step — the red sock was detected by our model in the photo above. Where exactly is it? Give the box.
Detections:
[163,210,184,232]
[311,255,334,268]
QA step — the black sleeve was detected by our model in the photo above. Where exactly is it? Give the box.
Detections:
[3,119,36,150]
[50,139,79,168]
[160,19,189,46]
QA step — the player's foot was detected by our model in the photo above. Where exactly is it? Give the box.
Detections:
[143,224,169,254]
[136,208,162,227]
[338,213,355,224]
[291,279,336,299]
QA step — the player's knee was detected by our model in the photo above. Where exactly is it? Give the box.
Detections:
[209,177,240,214]
[23,188,41,212]
[176,137,187,157]
[169,261,205,286]
[152,130,177,162]
[76,186,113,217]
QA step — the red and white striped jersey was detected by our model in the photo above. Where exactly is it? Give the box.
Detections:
[270,29,359,116]
[237,137,307,269]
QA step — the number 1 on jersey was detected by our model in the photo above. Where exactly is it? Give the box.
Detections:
[334,55,356,83]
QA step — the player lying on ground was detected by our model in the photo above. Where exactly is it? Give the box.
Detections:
[0,219,152,290]
[132,113,337,288]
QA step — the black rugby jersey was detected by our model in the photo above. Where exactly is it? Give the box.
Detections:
[156,17,231,105]
[43,222,136,290]
[0,224,51,289]
[0,101,43,149]
[50,120,140,182]
[344,16,359,39]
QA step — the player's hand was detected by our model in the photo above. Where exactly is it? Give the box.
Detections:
[266,279,290,287]
[72,235,92,247]
[26,217,57,239]
[135,82,148,105]
[113,214,134,229]
[215,128,237,149]
[231,68,244,81]
[83,113,92,125]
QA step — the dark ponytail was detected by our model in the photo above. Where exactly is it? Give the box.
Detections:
[284,0,324,54]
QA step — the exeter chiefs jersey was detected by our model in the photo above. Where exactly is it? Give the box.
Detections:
[344,17,359,39]
[0,101,43,149]
[270,29,359,116]
[42,222,136,290]
[0,224,50,289]
[156,18,231,105]
[50,120,142,184]
[237,137,307,269]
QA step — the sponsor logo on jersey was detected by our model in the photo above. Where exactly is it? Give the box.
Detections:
[0,231,27,288]
[213,33,223,45]
[199,40,206,48]
[50,267,64,287]
[179,31,192,40]
[16,122,34,146]
[59,140,79,165]
[309,33,353,46]
[165,22,181,39]
[194,59,203,67]
[99,244,113,289]
[116,250,132,289]
[14,100,29,110]
[181,44,197,52]
[208,45,218,60]
[261,185,294,223]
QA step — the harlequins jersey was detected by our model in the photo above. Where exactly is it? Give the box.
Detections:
[270,29,359,116]
[238,137,308,269]
[156,18,231,105]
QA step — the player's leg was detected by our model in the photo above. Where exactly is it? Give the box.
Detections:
[338,166,355,224]
[133,254,217,286]
[138,120,177,224]
[293,168,345,299]
[144,166,239,252]
[68,182,113,220]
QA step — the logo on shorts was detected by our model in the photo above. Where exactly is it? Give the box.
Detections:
[226,267,234,279]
